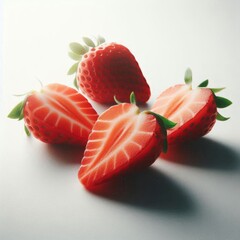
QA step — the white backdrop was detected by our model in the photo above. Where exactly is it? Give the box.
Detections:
[1,1,240,240]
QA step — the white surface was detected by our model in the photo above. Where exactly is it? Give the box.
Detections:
[1,0,240,240]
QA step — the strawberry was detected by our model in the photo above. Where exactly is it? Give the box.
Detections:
[67,36,151,104]
[151,68,232,144]
[8,83,98,145]
[78,93,175,188]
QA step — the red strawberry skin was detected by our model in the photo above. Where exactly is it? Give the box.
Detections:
[151,84,217,145]
[78,103,164,188]
[77,43,151,103]
[23,83,98,145]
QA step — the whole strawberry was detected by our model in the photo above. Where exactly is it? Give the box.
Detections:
[78,93,175,188]
[8,83,98,145]
[68,36,151,104]
[151,69,232,144]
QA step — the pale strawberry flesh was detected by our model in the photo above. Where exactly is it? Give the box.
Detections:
[78,103,163,188]
[23,83,98,145]
[151,84,217,144]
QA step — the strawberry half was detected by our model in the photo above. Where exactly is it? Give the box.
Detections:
[8,83,98,145]
[78,93,175,188]
[67,36,151,104]
[151,69,232,144]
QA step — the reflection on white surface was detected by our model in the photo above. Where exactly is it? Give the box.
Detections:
[1,0,240,240]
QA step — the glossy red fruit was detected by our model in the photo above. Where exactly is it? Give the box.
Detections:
[78,93,175,188]
[8,83,98,145]
[68,36,150,104]
[151,69,232,144]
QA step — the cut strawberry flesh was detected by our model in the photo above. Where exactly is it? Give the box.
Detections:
[151,84,217,144]
[152,84,211,132]
[79,103,162,187]
[24,84,98,145]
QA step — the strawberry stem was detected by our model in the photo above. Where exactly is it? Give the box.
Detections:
[113,95,122,105]
[184,68,192,85]
[114,92,136,105]
[130,92,136,105]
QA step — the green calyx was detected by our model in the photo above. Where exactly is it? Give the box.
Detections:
[184,68,232,121]
[147,111,176,153]
[114,92,137,105]
[67,36,106,89]
[214,95,232,109]
[8,100,25,120]
[8,95,31,136]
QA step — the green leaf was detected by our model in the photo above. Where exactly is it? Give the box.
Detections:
[69,42,88,55]
[82,37,95,47]
[68,51,82,61]
[211,87,225,93]
[73,77,79,89]
[198,79,209,87]
[18,108,24,120]
[146,111,177,153]
[215,96,232,108]
[83,45,89,52]
[24,125,31,136]
[97,35,105,45]
[67,62,78,75]
[130,92,136,104]
[216,112,230,121]
[148,112,177,129]
[8,101,24,119]
[184,68,192,85]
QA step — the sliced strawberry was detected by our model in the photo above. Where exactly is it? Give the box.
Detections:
[8,83,98,145]
[68,36,150,104]
[78,93,175,188]
[151,69,232,144]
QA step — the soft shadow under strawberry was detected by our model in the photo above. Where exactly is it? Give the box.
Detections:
[46,144,84,165]
[161,138,239,170]
[88,167,196,215]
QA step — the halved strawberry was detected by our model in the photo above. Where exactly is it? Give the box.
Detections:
[8,83,98,145]
[78,93,175,188]
[67,36,151,104]
[151,69,232,144]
